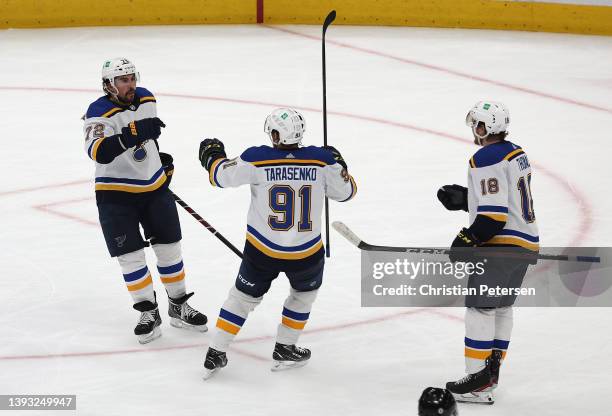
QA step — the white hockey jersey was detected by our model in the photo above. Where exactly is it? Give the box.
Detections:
[210,145,357,268]
[83,87,166,195]
[467,141,539,251]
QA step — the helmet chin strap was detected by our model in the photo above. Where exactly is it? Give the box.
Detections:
[472,125,489,146]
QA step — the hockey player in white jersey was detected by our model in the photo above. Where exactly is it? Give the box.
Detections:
[83,58,207,344]
[437,101,538,403]
[198,108,357,379]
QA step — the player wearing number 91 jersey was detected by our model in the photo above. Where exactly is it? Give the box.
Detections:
[198,108,356,378]
[437,101,538,404]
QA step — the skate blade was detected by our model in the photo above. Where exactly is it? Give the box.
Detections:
[137,327,162,344]
[271,360,309,372]
[452,390,495,404]
[170,318,208,332]
[202,368,221,381]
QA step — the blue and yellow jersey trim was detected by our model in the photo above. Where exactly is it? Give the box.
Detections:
[95,166,167,193]
[250,159,328,168]
[87,137,106,161]
[209,158,229,187]
[469,141,524,168]
[241,145,336,166]
[246,225,323,260]
[85,87,156,119]
[486,229,539,251]
[340,175,358,202]
[477,205,508,222]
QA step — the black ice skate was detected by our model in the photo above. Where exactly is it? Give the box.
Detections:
[202,347,228,380]
[271,342,311,372]
[133,299,162,344]
[490,349,503,389]
[446,360,494,404]
[168,292,208,332]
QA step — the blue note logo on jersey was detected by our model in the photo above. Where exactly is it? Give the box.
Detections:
[133,145,147,162]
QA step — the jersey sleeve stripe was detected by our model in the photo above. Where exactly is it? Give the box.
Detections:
[139,96,156,103]
[340,175,358,202]
[469,157,476,168]
[90,137,106,161]
[208,158,228,187]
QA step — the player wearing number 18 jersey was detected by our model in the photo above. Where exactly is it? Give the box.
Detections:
[437,101,538,403]
[198,108,356,379]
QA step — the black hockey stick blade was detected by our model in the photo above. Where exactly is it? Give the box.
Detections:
[332,221,601,262]
[323,10,336,34]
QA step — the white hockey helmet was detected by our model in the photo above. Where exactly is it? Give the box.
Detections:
[101,57,140,96]
[264,108,306,145]
[465,101,510,141]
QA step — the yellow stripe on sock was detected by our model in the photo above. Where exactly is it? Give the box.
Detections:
[465,347,492,360]
[282,316,307,330]
[160,271,185,284]
[216,318,240,335]
[127,275,152,292]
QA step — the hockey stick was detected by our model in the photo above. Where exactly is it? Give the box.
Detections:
[323,9,336,258]
[171,191,244,259]
[332,221,601,263]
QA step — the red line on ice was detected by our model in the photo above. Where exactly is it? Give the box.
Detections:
[0,309,430,361]
[263,25,612,116]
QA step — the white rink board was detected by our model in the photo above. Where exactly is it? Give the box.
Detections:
[0,24,611,416]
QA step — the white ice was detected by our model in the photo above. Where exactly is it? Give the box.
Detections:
[1,23,612,416]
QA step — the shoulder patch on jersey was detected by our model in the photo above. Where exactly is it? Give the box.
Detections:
[86,96,120,119]
[136,87,156,104]
[470,141,523,168]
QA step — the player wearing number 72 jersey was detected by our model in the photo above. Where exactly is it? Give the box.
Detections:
[437,101,538,404]
[198,108,357,379]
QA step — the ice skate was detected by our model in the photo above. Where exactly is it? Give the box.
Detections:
[271,343,311,372]
[203,347,228,380]
[446,363,494,404]
[490,349,503,389]
[133,299,162,344]
[168,292,208,332]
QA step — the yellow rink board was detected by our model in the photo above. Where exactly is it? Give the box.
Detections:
[1,0,256,28]
[265,0,612,35]
[1,0,611,36]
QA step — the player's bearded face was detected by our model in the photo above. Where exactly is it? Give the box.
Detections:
[114,74,136,104]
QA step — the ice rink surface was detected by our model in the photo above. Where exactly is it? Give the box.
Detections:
[1,23,612,415]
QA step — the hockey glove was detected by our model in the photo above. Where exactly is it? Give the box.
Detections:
[437,184,468,211]
[324,145,348,170]
[121,117,166,148]
[449,227,481,263]
[199,138,227,171]
[159,152,174,186]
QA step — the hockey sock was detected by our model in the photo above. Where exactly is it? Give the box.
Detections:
[464,307,496,374]
[117,249,155,304]
[276,289,318,346]
[493,306,513,361]
[210,287,263,352]
[152,242,186,299]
